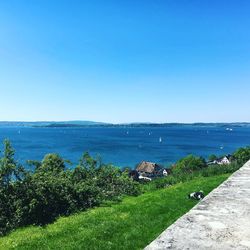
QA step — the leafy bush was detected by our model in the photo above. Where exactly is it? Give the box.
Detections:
[0,140,140,236]
[199,162,241,177]
[208,154,217,161]
[172,155,207,174]
[233,146,250,165]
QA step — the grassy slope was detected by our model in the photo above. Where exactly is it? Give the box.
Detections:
[0,174,229,250]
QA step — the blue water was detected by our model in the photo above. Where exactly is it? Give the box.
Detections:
[0,125,249,169]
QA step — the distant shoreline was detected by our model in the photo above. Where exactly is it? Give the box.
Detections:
[0,121,250,128]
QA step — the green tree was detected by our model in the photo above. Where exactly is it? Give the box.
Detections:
[0,139,16,185]
[0,140,26,235]
[233,147,250,165]
[39,153,66,172]
[172,155,207,174]
[208,154,217,162]
[0,139,24,186]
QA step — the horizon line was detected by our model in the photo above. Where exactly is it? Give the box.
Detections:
[0,120,250,124]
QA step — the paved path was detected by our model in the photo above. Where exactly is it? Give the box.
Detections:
[145,160,250,250]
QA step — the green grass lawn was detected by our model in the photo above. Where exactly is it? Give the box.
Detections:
[0,174,229,250]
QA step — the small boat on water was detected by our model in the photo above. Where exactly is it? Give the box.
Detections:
[159,137,162,143]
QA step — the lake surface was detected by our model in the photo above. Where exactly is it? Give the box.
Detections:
[0,125,249,169]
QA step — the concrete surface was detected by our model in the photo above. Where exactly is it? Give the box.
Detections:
[145,160,250,250]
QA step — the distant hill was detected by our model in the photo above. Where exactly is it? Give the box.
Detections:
[42,121,110,127]
[0,121,110,127]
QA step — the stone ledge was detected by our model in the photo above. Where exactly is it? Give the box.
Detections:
[145,160,250,250]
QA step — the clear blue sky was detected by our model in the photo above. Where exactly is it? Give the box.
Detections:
[0,0,249,123]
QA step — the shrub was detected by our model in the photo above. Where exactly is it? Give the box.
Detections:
[233,146,250,165]
[208,154,217,161]
[0,140,140,236]
[172,155,207,174]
